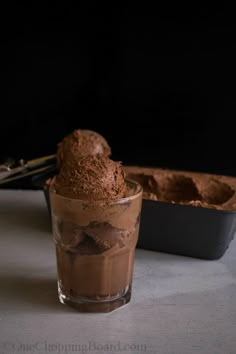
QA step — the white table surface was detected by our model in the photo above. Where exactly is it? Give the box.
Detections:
[0,190,236,354]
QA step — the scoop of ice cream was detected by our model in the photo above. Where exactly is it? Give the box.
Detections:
[53,155,126,201]
[57,129,111,168]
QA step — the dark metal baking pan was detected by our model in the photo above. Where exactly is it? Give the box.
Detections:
[124,166,236,260]
[138,199,236,259]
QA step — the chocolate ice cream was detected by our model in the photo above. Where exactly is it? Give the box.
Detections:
[124,165,236,210]
[53,155,126,201]
[57,129,111,168]
[50,156,142,312]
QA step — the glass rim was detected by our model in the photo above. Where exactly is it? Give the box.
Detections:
[49,178,143,205]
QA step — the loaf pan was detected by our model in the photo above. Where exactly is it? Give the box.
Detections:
[124,166,236,260]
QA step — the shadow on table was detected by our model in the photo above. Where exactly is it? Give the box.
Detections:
[0,273,74,313]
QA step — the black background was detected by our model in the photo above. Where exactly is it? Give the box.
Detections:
[0,4,234,180]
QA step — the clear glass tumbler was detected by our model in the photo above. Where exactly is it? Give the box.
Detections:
[49,179,143,312]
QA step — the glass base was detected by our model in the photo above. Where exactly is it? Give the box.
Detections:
[58,284,132,313]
